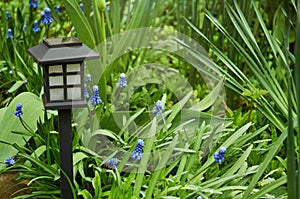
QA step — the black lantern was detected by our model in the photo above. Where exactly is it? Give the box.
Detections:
[28,37,99,109]
[28,37,99,199]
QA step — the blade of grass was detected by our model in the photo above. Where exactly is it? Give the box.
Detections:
[247,176,287,199]
[145,134,178,199]
[242,132,287,198]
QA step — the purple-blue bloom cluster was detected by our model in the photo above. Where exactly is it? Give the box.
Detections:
[117,73,127,88]
[29,0,39,8]
[56,5,61,14]
[23,24,28,32]
[14,103,23,117]
[84,84,89,98]
[7,28,13,38]
[9,70,13,76]
[90,85,102,106]
[79,3,84,12]
[41,8,53,25]
[153,100,164,115]
[32,20,40,32]
[5,157,15,167]
[103,158,118,169]
[86,74,91,82]
[6,11,10,20]
[196,196,202,199]
[130,139,144,161]
[214,146,226,164]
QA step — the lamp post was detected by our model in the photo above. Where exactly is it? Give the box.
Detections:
[28,37,99,199]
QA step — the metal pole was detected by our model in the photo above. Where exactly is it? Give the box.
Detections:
[58,109,73,199]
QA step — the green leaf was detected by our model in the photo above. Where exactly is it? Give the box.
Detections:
[78,189,94,199]
[7,80,24,93]
[62,0,96,48]
[0,92,44,169]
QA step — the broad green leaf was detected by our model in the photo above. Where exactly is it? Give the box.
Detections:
[0,92,44,169]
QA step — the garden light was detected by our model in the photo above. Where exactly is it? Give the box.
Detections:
[28,37,99,199]
[28,37,98,109]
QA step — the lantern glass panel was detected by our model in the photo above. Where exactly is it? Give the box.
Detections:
[49,76,63,86]
[67,87,81,100]
[67,75,81,85]
[67,63,81,72]
[50,88,64,101]
[49,65,63,73]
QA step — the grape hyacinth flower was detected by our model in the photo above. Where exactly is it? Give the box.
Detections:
[23,24,27,32]
[7,28,13,39]
[55,5,61,14]
[214,146,226,164]
[130,139,144,161]
[102,158,118,169]
[84,84,89,98]
[9,70,13,76]
[153,100,164,115]
[41,8,53,26]
[90,85,102,106]
[196,196,202,199]
[86,74,91,82]
[5,157,15,167]
[79,3,84,12]
[5,11,10,20]
[32,20,40,33]
[14,103,23,117]
[117,73,127,88]
[29,0,39,8]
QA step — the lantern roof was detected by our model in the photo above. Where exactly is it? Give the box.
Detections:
[28,37,99,65]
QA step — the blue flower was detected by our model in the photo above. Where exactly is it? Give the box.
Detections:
[106,5,110,11]
[55,5,61,14]
[90,85,102,106]
[117,73,127,88]
[5,11,10,20]
[24,80,28,85]
[23,24,27,32]
[153,100,164,115]
[214,146,226,164]
[29,0,39,8]
[41,8,53,26]
[130,139,144,161]
[79,3,84,12]
[32,20,40,33]
[9,70,13,76]
[5,157,15,167]
[219,146,226,155]
[86,74,91,82]
[84,84,89,98]
[7,28,13,39]
[196,196,202,199]
[14,103,23,117]
[102,158,118,169]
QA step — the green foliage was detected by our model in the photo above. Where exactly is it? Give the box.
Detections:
[0,0,297,198]
[0,92,44,170]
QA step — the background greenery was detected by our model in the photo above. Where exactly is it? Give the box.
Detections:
[0,0,298,198]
